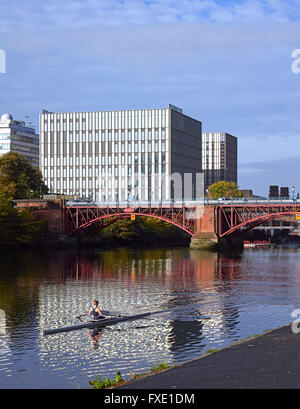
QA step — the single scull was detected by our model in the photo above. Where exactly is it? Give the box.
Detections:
[43,309,168,336]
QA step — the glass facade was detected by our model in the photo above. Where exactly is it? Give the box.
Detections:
[202,132,237,191]
[40,109,171,201]
[40,106,203,202]
[0,114,39,167]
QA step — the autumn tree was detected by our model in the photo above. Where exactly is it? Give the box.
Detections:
[0,152,48,199]
[207,181,243,199]
[0,153,48,247]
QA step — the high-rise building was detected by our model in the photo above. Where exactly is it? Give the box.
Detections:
[202,132,237,191]
[0,113,39,167]
[39,105,202,202]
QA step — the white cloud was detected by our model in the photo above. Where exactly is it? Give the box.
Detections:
[1,0,300,195]
[1,0,300,32]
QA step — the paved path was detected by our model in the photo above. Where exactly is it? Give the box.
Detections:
[119,324,300,389]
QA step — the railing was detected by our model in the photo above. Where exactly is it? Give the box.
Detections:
[65,198,300,207]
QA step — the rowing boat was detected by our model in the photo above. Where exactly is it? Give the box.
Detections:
[43,309,168,336]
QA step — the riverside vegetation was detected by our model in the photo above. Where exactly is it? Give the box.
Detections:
[0,152,48,248]
[89,362,171,389]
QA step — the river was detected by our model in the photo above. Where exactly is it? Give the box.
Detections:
[1,245,300,389]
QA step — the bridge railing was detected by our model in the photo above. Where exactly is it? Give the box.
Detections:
[65,198,300,207]
[65,199,206,207]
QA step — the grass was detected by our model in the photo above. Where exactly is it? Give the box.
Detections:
[150,362,171,373]
[89,362,173,389]
[89,371,123,389]
[205,348,221,354]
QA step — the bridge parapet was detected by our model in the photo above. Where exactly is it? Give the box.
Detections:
[14,199,66,234]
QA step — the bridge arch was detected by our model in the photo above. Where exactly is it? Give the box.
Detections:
[68,212,195,236]
[220,211,297,237]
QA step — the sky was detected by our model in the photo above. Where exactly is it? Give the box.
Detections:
[0,0,300,197]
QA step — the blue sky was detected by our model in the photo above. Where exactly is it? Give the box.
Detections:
[0,0,300,196]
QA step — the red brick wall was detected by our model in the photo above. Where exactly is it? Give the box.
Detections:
[15,200,65,234]
[195,206,216,234]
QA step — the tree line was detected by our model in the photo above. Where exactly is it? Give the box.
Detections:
[0,152,48,247]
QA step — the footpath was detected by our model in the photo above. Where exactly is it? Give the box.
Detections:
[119,324,300,389]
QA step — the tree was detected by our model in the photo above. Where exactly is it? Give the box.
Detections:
[207,181,243,199]
[0,153,48,247]
[0,152,48,199]
[0,206,47,247]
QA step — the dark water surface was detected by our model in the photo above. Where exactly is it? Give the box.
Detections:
[1,245,300,389]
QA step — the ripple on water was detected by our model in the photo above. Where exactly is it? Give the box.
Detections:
[1,246,300,388]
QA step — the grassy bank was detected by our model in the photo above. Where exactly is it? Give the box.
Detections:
[89,362,173,389]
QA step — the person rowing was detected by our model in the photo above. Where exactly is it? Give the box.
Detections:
[89,299,104,320]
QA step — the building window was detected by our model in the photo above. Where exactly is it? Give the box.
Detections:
[128,111,132,129]
[161,109,166,127]
[134,111,138,128]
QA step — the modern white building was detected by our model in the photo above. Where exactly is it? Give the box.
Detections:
[39,105,203,202]
[202,132,237,191]
[0,113,39,167]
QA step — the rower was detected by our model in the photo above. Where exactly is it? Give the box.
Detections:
[89,299,104,320]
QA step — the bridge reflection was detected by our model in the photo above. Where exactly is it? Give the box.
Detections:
[59,248,241,284]
[39,248,243,357]
[2,247,300,386]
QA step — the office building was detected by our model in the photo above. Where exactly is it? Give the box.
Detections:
[39,105,202,202]
[0,113,39,167]
[202,132,237,191]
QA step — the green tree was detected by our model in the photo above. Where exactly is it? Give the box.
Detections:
[102,216,188,245]
[0,204,47,247]
[0,153,48,247]
[0,152,48,199]
[207,181,243,199]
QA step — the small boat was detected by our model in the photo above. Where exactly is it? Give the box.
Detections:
[43,309,168,336]
[243,240,271,248]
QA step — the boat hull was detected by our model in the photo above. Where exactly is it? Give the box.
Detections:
[43,310,166,336]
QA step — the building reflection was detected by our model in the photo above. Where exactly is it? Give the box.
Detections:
[38,248,243,355]
[0,309,12,377]
[5,246,300,385]
[0,248,243,361]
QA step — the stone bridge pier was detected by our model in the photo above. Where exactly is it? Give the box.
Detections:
[190,206,219,250]
[190,205,243,250]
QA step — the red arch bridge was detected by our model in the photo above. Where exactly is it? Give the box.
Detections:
[65,201,300,238]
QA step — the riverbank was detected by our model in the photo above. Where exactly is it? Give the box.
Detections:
[118,323,300,389]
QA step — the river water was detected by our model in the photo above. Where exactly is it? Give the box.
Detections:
[1,245,300,389]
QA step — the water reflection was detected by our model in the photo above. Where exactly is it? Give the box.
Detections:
[1,246,300,388]
[89,328,103,348]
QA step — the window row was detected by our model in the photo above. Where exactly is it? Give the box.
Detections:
[43,128,167,142]
[44,164,167,178]
[43,152,167,167]
[43,110,167,131]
